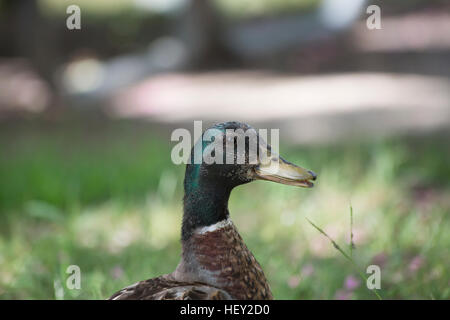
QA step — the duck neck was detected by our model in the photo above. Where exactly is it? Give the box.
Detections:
[182,168,232,241]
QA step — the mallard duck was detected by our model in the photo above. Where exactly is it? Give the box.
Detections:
[109,122,316,300]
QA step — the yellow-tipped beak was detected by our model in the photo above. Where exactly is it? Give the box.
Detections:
[254,155,317,188]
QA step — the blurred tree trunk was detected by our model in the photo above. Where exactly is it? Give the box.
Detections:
[180,0,235,69]
[12,0,60,88]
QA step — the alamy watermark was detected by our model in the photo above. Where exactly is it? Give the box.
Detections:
[66,265,81,290]
[66,4,381,32]
[171,121,280,168]
[366,264,381,289]
[366,5,382,30]
[66,5,81,30]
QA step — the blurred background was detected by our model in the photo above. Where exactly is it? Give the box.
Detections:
[0,0,449,299]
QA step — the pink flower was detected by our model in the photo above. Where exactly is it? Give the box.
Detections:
[301,264,315,277]
[345,275,361,290]
[372,252,388,268]
[409,255,424,272]
[335,289,352,300]
[110,265,124,279]
[287,275,301,288]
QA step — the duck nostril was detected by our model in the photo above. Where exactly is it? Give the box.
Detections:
[308,170,317,180]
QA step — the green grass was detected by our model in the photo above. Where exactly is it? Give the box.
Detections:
[0,119,449,299]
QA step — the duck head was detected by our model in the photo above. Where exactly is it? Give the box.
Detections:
[182,121,316,239]
[185,121,316,190]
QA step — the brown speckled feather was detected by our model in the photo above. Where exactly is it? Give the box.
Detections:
[180,220,272,300]
[109,275,231,300]
[109,220,272,300]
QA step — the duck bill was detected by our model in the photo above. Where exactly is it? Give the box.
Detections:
[254,155,317,188]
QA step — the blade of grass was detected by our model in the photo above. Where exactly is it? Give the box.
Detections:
[306,217,382,300]
[350,204,355,258]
